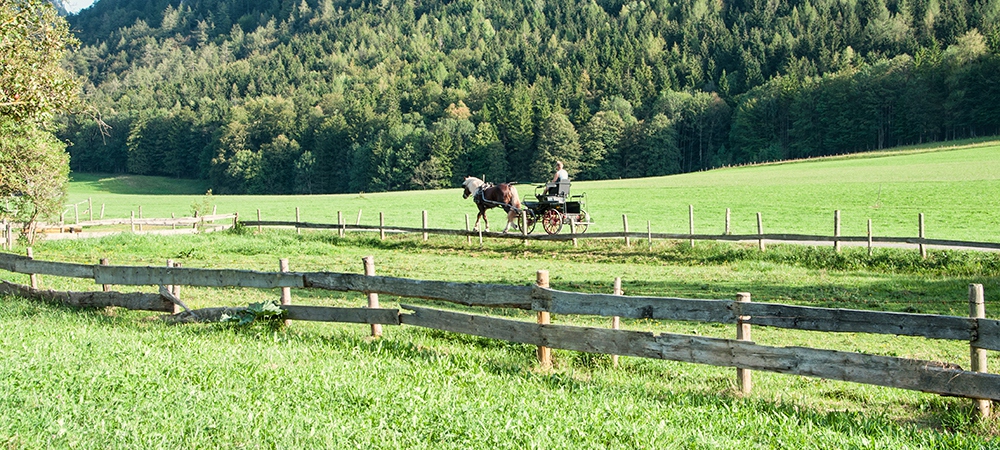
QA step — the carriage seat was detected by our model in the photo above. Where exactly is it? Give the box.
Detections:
[537,180,570,203]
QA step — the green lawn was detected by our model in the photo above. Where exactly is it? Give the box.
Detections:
[2,230,998,448]
[67,139,1000,242]
[1,140,996,447]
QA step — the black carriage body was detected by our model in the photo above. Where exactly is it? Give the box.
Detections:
[519,180,591,235]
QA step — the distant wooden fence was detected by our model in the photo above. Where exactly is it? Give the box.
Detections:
[240,207,1000,255]
[0,250,995,419]
[4,206,998,256]
[0,213,237,248]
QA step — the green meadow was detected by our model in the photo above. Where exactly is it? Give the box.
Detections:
[67,139,1000,242]
[1,140,999,447]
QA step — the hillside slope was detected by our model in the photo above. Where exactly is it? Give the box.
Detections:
[63,0,1000,194]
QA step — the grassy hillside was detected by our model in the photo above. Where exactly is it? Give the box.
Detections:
[5,139,990,447]
[69,139,1000,242]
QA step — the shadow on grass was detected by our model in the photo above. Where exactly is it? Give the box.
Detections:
[69,173,210,195]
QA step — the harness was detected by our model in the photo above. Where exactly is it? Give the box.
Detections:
[473,183,519,213]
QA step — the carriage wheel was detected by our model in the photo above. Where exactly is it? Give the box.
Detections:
[542,209,563,235]
[518,210,537,234]
[572,211,590,234]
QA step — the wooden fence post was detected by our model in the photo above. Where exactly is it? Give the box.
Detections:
[970,284,991,419]
[867,219,873,256]
[171,262,181,305]
[647,221,652,249]
[465,214,471,245]
[338,211,344,238]
[100,258,110,292]
[478,227,483,246]
[166,259,182,315]
[612,277,622,368]
[99,203,105,219]
[295,207,301,235]
[280,258,292,327]
[834,210,841,253]
[536,270,552,369]
[570,217,578,248]
[757,212,765,252]
[138,206,143,232]
[356,209,362,226]
[521,210,528,246]
[737,292,752,394]
[363,256,382,337]
[725,208,731,235]
[379,212,385,240]
[130,210,135,233]
[165,259,174,312]
[255,209,261,233]
[2,219,7,250]
[622,214,630,247]
[689,204,695,247]
[27,247,38,290]
[919,213,926,259]
[422,210,428,241]
[74,204,79,224]
[88,198,93,221]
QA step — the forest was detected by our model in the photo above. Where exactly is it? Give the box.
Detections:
[61,0,1000,194]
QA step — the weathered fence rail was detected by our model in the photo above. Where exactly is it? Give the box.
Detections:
[398,304,1000,401]
[0,250,996,414]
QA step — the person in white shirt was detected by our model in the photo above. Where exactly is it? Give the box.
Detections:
[548,161,569,195]
[552,161,568,183]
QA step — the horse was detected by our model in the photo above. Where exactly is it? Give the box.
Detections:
[461,176,522,233]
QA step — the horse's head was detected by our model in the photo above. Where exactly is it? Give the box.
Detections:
[462,176,482,199]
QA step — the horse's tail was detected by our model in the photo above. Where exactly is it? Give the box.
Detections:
[508,185,521,210]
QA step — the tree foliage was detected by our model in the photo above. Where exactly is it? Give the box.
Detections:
[60,0,1000,194]
[1,0,78,239]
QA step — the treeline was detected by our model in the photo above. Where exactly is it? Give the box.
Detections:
[62,0,1000,194]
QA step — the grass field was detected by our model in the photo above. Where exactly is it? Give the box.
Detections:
[65,138,1000,243]
[2,140,999,447]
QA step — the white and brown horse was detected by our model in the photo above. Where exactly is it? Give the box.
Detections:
[462,176,522,233]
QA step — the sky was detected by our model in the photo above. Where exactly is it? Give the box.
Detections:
[64,0,96,13]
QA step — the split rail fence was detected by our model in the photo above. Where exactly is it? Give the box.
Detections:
[0,213,236,248]
[241,207,1000,256]
[0,250,996,419]
[4,205,998,257]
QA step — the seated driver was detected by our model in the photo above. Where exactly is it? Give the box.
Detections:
[548,161,568,195]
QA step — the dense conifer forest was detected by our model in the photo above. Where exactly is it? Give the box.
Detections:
[62,0,1000,194]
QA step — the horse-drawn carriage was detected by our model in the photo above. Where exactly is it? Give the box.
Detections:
[462,176,592,235]
[518,180,592,235]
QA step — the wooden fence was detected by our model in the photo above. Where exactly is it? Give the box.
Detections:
[0,250,996,419]
[5,206,999,255]
[240,207,1000,255]
[0,214,236,248]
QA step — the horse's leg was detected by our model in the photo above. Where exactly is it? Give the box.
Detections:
[504,209,519,233]
[481,210,489,232]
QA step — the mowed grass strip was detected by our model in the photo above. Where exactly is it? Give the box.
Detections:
[66,139,1000,242]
